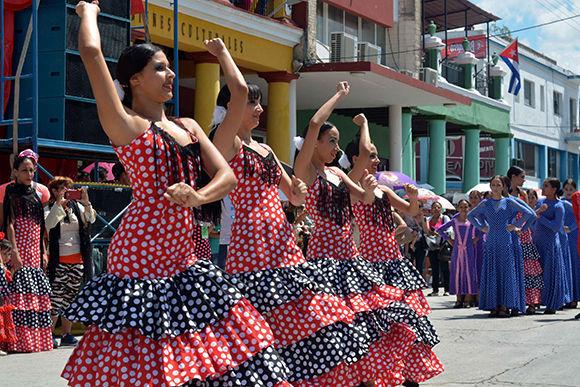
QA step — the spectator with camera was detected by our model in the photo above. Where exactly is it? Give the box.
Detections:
[45,177,95,348]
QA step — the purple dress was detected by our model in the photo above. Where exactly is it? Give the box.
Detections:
[437,218,481,295]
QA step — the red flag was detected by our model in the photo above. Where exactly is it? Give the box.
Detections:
[499,39,519,63]
[131,0,145,15]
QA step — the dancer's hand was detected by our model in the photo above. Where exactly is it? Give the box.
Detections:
[204,38,227,57]
[352,113,367,127]
[291,176,308,204]
[506,224,518,232]
[482,226,489,233]
[76,0,100,18]
[536,203,548,216]
[564,226,571,233]
[404,184,419,199]
[165,183,205,208]
[11,250,23,273]
[361,170,378,192]
[336,81,350,97]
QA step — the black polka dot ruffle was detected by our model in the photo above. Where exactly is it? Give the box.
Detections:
[279,301,438,382]
[304,256,387,296]
[374,304,440,347]
[372,259,428,291]
[9,267,51,296]
[231,262,325,313]
[187,346,290,387]
[12,309,52,328]
[0,267,10,298]
[64,259,245,340]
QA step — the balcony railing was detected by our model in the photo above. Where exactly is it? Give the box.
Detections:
[441,61,465,88]
[229,0,279,17]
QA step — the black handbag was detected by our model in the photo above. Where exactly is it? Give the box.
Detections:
[439,241,453,262]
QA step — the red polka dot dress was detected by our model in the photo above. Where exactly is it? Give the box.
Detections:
[227,145,364,384]
[302,168,441,386]
[61,123,290,386]
[353,193,444,384]
[0,266,17,350]
[2,183,52,353]
[192,226,211,261]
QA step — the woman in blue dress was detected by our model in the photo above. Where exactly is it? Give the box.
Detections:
[562,179,580,308]
[467,176,535,318]
[535,178,570,314]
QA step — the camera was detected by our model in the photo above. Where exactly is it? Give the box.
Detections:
[65,189,82,201]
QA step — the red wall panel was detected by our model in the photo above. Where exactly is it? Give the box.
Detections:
[324,0,394,27]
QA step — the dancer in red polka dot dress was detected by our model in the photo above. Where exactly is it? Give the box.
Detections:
[294,82,442,386]
[0,235,17,353]
[344,114,443,384]
[2,155,52,353]
[209,39,373,385]
[62,3,290,385]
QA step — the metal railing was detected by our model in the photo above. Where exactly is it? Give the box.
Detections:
[230,0,281,17]
[441,61,464,88]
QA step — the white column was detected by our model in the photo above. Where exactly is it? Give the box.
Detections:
[289,79,297,163]
[389,105,403,172]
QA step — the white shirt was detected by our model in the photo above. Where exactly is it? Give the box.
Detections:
[45,203,96,257]
[219,195,235,245]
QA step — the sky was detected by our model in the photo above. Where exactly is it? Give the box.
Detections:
[471,0,580,74]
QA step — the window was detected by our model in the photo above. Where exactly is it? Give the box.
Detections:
[571,98,577,132]
[344,11,358,38]
[317,4,389,66]
[316,1,325,43]
[524,79,535,108]
[515,140,537,177]
[540,85,545,112]
[548,148,559,178]
[568,154,576,179]
[376,26,387,65]
[362,18,376,44]
[554,91,563,116]
[328,5,343,38]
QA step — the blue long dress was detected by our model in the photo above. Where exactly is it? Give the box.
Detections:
[468,197,535,313]
[534,198,569,310]
[561,200,577,303]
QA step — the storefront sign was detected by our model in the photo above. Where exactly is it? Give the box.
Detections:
[444,35,487,60]
[414,137,495,182]
[131,4,293,72]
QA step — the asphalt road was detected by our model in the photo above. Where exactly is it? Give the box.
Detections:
[1,294,579,386]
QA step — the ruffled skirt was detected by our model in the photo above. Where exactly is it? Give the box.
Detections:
[234,256,443,386]
[6,267,52,353]
[61,259,290,386]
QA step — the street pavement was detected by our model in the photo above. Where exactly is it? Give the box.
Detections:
[1,293,580,386]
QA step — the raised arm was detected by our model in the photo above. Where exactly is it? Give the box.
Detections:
[75,1,138,146]
[382,184,420,216]
[294,82,350,184]
[208,39,249,162]
[537,202,564,233]
[348,113,373,183]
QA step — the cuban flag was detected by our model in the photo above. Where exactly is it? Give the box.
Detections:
[499,39,521,96]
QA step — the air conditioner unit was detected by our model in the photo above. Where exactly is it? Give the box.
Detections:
[399,69,417,79]
[330,32,357,63]
[420,67,438,86]
[357,42,382,64]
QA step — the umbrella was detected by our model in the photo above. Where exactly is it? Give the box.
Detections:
[467,183,491,194]
[403,188,455,211]
[375,171,418,189]
[83,162,115,181]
